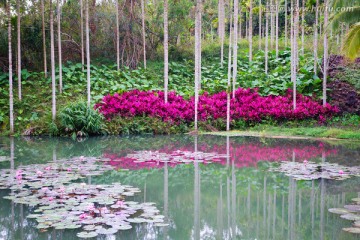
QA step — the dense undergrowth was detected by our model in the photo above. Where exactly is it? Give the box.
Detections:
[0,49,359,136]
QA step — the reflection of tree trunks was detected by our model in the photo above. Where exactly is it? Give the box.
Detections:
[247,182,250,217]
[217,181,223,239]
[320,178,325,240]
[298,190,301,225]
[267,193,271,239]
[164,162,168,239]
[263,175,267,231]
[144,182,147,202]
[281,194,285,238]
[311,180,315,240]
[272,188,276,238]
[194,136,200,240]
[10,137,15,231]
[231,156,236,237]
[227,177,230,236]
[256,192,260,239]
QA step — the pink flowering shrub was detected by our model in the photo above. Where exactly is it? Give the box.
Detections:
[95,88,338,123]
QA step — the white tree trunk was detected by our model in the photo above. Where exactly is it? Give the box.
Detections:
[270,0,274,48]
[141,0,147,68]
[41,0,47,78]
[17,0,21,100]
[301,0,305,55]
[285,0,287,47]
[239,7,242,40]
[115,0,120,70]
[164,0,169,103]
[249,0,253,62]
[227,14,233,131]
[194,0,202,131]
[50,0,57,120]
[265,0,269,74]
[232,0,238,98]
[275,0,279,58]
[80,0,84,70]
[85,0,91,107]
[313,0,318,74]
[8,0,14,134]
[323,0,328,106]
[258,1,262,50]
[57,0,63,93]
[218,0,225,66]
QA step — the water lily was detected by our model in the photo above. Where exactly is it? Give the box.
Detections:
[79,213,88,220]
[36,171,43,176]
[339,170,344,175]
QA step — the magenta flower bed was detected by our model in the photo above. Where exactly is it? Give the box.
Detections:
[95,88,338,123]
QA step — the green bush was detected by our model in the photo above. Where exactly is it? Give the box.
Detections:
[58,101,104,136]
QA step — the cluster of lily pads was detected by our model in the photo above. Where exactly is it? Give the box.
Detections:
[270,161,360,181]
[329,198,360,234]
[108,150,228,169]
[0,156,166,238]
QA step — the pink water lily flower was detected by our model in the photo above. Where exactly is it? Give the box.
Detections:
[339,170,344,175]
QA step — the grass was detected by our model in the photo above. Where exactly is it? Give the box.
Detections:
[203,126,360,140]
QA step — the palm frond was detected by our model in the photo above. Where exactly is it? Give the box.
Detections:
[342,22,360,60]
[330,6,360,30]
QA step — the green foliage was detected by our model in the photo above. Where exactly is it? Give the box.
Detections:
[58,101,104,136]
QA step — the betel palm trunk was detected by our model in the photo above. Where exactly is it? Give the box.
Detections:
[50,0,56,120]
[80,0,84,70]
[265,0,269,73]
[17,0,21,100]
[194,0,202,131]
[323,0,328,106]
[57,0,63,93]
[41,0,47,78]
[258,0,261,50]
[313,0,318,74]
[7,0,14,134]
[115,0,120,70]
[164,0,169,103]
[275,0,279,58]
[218,0,225,66]
[141,0,146,69]
[232,0,238,98]
[226,13,233,131]
[249,0,253,62]
[85,0,91,107]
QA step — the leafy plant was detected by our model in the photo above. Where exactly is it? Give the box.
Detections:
[58,101,104,136]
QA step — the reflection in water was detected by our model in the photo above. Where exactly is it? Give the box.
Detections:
[0,135,359,239]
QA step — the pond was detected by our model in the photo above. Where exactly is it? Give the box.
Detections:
[0,135,359,240]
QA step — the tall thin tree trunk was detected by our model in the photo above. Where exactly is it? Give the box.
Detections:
[80,0,84,70]
[292,0,299,109]
[275,0,279,58]
[194,0,202,131]
[301,0,305,55]
[232,0,238,98]
[85,0,91,106]
[41,0,47,78]
[141,0,147,68]
[50,0,56,120]
[265,0,269,74]
[57,0,63,93]
[285,0,288,47]
[323,0,328,106]
[8,0,14,134]
[115,0,120,70]
[17,0,21,100]
[270,0,274,47]
[227,14,233,131]
[249,0,253,62]
[164,0,169,103]
[239,7,242,40]
[258,1,262,50]
[313,0,318,74]
[218,0,225,66]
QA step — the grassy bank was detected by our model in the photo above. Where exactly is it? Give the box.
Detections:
[203,126,360,140]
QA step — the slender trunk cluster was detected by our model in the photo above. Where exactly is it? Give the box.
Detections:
[115,0,120,70]
[50,0,56,120]
[291,0,299,109]
[301,0,305,56]
[41,0,47,77]
[164,0,169,103]
[218,0,225,66]
[8,0,14,134]
[57,0,63,93]
[284,0,287,47]
[85,0,91,107]
[17,0,22,100]
[227,13,233,131]
[194,0,202,131]
[141,0,147,69]
[249,0,253,62]
[275,0,279,58]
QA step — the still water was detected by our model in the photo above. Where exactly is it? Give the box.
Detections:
[0,135,359,240]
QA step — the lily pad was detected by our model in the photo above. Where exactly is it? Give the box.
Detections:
[77,231,98,238]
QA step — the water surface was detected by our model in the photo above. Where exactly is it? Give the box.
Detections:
[0,135,359,240]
